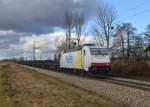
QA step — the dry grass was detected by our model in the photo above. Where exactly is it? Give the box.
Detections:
[0,62,119,107]
[0,62,18,107]
[112,59,150,77]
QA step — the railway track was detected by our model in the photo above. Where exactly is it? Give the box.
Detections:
[100,77,150,91]
[19,61,150,92]
[46,69,150,91]
[89,74,150,91]
[52,70,150,91]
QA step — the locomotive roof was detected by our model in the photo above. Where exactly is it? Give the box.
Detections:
[63,46,82,53]
[63,45,107,53]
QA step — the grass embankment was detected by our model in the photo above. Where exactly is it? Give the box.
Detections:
[0,62,13,107]
[112,59,150,77]
[0,62,24,107]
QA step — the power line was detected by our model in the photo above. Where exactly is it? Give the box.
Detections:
[32,41,36,60]
[118,0,150,21]
[121,8,150,21]
[123,0,150,13]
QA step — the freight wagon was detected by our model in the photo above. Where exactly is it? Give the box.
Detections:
[60,44,111,74]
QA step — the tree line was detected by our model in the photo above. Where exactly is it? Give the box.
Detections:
[57,2,150,60]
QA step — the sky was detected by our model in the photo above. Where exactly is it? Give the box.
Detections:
[107,0,150,32]
[0,0,150,60]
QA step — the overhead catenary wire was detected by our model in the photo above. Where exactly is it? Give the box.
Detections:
[122,0,150,13]
[122,8,150,20]
[117,0,150,22]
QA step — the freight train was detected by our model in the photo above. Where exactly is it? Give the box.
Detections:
[20,44,111,74]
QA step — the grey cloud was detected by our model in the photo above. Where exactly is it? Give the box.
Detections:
[0,30,25,48]
[0,0,100,59]
[0,0,100,33]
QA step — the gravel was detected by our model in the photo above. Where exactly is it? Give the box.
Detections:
[111,77,150,86]
[23,65,150,107]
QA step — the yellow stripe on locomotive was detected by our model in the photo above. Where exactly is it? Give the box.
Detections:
[76,50,82,69]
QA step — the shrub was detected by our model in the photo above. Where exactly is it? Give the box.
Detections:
[112,59,150,77]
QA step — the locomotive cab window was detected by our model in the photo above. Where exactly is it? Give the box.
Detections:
[83,50,86,56]
[90,48,108,55]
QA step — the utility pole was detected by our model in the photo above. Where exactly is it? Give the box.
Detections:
[32,41,37,61]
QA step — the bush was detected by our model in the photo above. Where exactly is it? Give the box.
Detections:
[112,59,150,77]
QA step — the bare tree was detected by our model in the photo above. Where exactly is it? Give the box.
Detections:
[122,23,136,58]
[64,11,73,49]
[56,39,76,53]
[74,13,85,47]
[145,24,150,42]
[56,40,68,53]
[96,3,117,48]
[92,26,104,46]
[133,37,144,60]
[145,33,150,41]
[112,23,136,58]
[115,25,125,57]
[144,24,150,57]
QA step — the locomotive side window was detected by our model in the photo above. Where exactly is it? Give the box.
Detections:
[90,48,108,55]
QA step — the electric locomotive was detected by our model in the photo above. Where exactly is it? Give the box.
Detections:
[60,44,111,74]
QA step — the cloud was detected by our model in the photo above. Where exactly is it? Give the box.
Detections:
[21,32,95,59]
[21,32,65,52]
[0,31,96,60]
[0,30,24,59]
[0,0,100,33]
[0,0,101,59]
[0,30,25,50]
